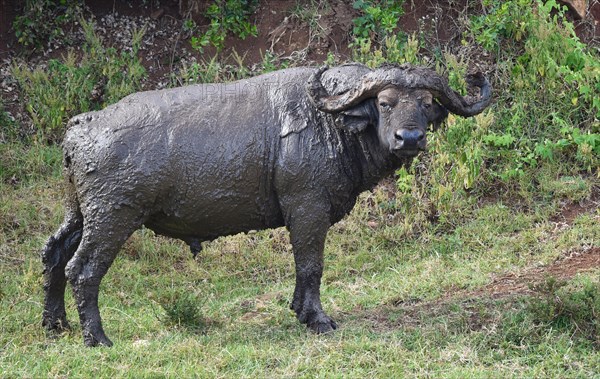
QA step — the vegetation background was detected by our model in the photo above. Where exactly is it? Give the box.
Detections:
[0,0,599,377]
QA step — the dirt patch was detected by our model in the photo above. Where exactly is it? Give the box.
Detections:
[551,185,600,224]
[551,201,594,224]
[400,0,481,43]
[352,246,599,332]
[471,189,599,299]
[239,291,286,322]
[473,246,599,298]
[245,0,356,63]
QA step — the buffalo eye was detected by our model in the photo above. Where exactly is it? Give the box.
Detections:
[419,96,433,109]
[379,101,391,110]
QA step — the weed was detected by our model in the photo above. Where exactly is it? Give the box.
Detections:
[190,0,258,53]
[289,0,330,46]
[259,50,289,73]
[392,0,600,220]
[170,58,222,86]
[11,19,146,143]
[527,276,600,346]
[468,0,599,179]
[0,102,19,143]
[13,0,83,48]
[350,0,415,68]
[468,0,531,52]
[325,51,338,66]
[159,291,208,333]
[352,0,404,43]
[353,33,420,68]
[169,52,253,87]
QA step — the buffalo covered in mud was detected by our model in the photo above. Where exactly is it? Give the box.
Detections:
[42,63,491,346]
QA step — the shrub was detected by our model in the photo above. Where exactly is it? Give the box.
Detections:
[190,0,258,53]
[13,0,83,48]
[351,0,407,65]
[352,0,405,43]
[393,0,599,222]
[526,276,600,346]
[12,19,146,143]
[469,0,599,176]
[159,292,208,333]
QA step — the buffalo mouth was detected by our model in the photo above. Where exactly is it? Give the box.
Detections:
[391,147,423,158]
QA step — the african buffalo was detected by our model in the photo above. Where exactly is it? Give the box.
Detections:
[42,63,491,346]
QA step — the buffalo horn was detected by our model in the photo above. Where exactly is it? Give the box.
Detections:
[307,64,492,117]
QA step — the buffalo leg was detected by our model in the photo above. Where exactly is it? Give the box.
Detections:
[41,209,83,331]
[287,206,337,333]
[65,210,141,347]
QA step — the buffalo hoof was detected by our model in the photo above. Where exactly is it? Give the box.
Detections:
[83,330,113,347]
[298,311,338,334]
[42,314,71,332]
[308,316,338,334]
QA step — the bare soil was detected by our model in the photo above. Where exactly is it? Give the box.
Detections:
[361,245,599,332]
[472,246,599,298]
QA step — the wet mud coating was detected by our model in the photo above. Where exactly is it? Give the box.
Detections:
[41,63,492,346]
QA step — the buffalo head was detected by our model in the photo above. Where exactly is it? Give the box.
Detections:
[307,64,492,157]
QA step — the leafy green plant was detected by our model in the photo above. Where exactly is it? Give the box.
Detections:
[353,33,420,68]
[352,0,404,42]
[13,0,83,48]
[259,50,289,73]
[190,0,258,53]
[468,0,530,52]
[351,0,407,64]
[484,1,598,177]
[171,58,224,86]
[394,0,600,214]
[12,19,146,143]
[170,50,253,87]
[395,167,414,194]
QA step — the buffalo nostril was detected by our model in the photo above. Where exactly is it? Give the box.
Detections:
[395,129,425,149]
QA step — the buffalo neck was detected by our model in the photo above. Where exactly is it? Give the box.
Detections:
[343,126,409,193]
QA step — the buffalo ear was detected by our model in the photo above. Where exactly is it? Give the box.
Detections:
[335,101,376,133]
[429,100,449,131]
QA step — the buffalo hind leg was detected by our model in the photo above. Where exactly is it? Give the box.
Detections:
[65,210,141,347]
[42,209,83,332]
[287,205,337,333]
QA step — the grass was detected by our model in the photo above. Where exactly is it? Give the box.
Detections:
[0,155,598,376]
[1,0,599,377]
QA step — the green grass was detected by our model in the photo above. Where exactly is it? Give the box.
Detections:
[0,148,598,377]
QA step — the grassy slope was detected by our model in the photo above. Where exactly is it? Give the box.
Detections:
[0,160,598,377]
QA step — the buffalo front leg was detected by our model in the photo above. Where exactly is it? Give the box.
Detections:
[287,207,337,334]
